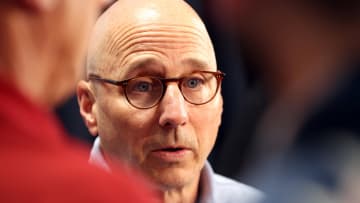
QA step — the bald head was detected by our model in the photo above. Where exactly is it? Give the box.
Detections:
[87,0,215,77]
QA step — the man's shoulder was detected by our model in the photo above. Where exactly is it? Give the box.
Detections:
[213,173,264,203]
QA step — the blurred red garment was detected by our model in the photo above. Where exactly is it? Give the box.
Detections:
[0,78,159,203]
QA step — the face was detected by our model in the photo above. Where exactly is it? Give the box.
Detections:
[80,20,223,189]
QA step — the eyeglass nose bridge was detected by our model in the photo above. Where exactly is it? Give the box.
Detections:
[157,77,187,103]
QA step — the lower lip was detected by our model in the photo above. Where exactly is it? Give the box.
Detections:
[150,149,191,162]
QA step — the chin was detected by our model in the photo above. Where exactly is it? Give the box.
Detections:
[147,167,197,190]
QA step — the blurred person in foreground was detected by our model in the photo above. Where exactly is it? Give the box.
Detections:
[77,0,262,202]
[0,0,159,202]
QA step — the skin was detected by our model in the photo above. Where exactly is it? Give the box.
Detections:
[77,0,223,202]
[0,0,109,108]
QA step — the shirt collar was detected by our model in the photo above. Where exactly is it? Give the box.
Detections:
[89,137,112,172]
[197,161,216,203]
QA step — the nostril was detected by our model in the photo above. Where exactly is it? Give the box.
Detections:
[162,120,179,128]
[164,121,172,127]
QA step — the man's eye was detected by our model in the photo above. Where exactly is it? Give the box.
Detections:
[133,81,152,92]
[185,78,203,88]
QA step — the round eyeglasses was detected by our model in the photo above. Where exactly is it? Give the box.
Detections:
[88,70,225,109]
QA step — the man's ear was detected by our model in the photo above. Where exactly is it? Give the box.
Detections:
[17,0,58,13]
[77,80,98,137]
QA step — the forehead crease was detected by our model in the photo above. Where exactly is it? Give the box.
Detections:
[107,24,209,56]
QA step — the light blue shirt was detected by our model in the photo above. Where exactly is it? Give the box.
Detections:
[89,137,263,203]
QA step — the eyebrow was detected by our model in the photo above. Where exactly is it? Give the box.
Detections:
[123,57,165,78]
[181,58,212,71]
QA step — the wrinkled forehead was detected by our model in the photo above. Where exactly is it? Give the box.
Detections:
[87,4,216,78]
[115,24,213,71]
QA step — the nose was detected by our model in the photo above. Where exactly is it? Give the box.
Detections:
[158,84,189,128]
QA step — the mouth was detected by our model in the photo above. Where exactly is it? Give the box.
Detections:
[160,147,185,152]
[150,146,191,162]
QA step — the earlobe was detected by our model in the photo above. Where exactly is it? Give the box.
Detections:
[77,81,98,137]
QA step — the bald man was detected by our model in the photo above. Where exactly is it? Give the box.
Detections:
[0,0,159,202]
[77,0,262,203]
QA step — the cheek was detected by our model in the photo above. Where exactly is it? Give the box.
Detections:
[191,96,223,158]
[96,100,158,162]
